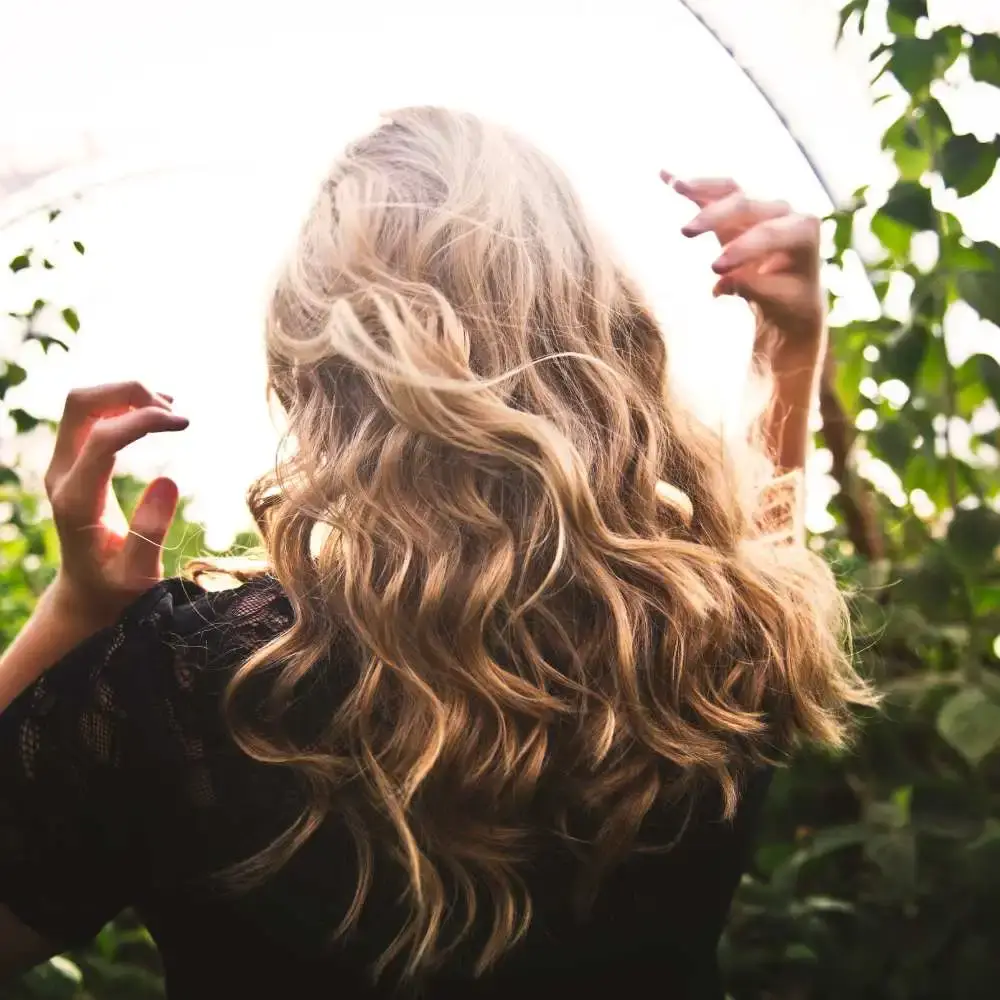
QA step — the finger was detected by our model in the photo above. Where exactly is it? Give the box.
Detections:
[715,269,805,315]
[121,477,179,585]
[48,382,174,486]
[682,194,791,240]
[712,214,821,275]
[661,172,740,208]
[56,407,189,526]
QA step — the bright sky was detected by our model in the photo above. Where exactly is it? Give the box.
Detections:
[1,0,997,546]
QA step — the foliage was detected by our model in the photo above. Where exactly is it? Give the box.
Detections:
[722,2,1000,998]
[3,3,1000,995]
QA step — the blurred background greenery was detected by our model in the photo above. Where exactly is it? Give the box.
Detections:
[2,0,1000,996]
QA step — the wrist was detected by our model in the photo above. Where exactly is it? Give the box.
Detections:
[45,573,122,632]
[766,330,825,384]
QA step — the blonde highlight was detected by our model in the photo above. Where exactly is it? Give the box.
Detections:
[209,107,874,979]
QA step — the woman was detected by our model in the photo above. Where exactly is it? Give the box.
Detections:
[0,107,873,999]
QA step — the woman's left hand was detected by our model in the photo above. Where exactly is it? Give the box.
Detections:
[662,172,826,363]
[44,382,189,628]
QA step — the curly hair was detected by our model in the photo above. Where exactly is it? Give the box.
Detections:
[211,106,875,979]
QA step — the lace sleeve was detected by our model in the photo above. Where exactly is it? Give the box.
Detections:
[0,580,207,946]
[754,468,805,546]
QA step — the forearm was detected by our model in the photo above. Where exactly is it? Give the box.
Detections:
[754,333,824,546]
[760,335,825,474]
[0,580,102,713]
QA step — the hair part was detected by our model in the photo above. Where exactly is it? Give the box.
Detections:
[205,106,875,980]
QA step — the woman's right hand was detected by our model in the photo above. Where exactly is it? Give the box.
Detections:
[43,382,189,628]
[662,172,826,364]
[662,173,826,474]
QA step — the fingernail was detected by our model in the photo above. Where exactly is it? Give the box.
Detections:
[167,414,190,429]
[660,169,675,185]
[147,477,178,509]
[681,223,703,238]
[712,256,732,274]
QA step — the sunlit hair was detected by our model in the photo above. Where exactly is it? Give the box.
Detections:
[204,106,874,979]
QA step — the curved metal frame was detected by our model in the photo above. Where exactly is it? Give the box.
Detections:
[676,0,841,205]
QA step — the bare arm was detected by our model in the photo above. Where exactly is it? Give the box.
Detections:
[662,174,825,541]
[0,583,105,713]
[0,383,187,973]
[760,331,825,475]
[0,382,186,715]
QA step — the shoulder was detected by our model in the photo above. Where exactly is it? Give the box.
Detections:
[1,575,294,773]
[98,571,293,669]
[149,572,294,663]
[127,572,292,642]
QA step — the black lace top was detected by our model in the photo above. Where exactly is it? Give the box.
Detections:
[0,576,771,999]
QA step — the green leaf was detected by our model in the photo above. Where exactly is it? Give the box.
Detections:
[939,134,1000,197]
[73,240,86,255]
[882,115,931,180]
[937,687,1000,764]
[61,307,80,332]
[888,0,927,20]
[947,506,1000,571]
[48,208,62,222]
[9,408,42,433]
[881,323,931,384]
[886,0,928,36]
[902,453,952,509]
[9,253,30,273]
[955,240,1000,326]
[889,31,962,94]
[872,417,914,469]
[881,181,936,231]
[871,212,913,258]
[837,0,867,42]
[911,274,946,325]
[0,362,27,401]
[784,943,817,963]
[977,353,1000,404]
[827,208,856,263]
[921,96,954,135]
[969,33,1000,87]
[42,258,54,269]
[949,238,996,272]
[954,353,1000,413]
[0,465,20,487]
[47,955,83,984]
[955,359,990,412]
[25,332,70,354]
[972,585,1000,616]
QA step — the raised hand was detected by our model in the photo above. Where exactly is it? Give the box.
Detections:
[44,382,189,627]
[661,173,827,474]
[662,173,825,357]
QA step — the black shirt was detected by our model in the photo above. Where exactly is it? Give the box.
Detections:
[0,576,771,999]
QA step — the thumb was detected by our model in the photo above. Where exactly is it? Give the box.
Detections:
[122,477,179,586]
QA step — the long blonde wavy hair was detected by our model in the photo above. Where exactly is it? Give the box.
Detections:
[212,106,874,979]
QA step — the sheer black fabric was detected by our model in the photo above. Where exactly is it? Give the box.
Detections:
[0,576,771,999]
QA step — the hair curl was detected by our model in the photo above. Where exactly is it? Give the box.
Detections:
[210,106,875,979]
